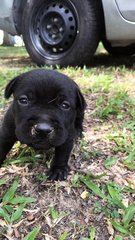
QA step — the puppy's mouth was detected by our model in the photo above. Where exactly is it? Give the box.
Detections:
[16,122,67,149]
[28,140,51,150]
[30,123,55,147]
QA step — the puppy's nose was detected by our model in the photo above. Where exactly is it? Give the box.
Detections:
[35,123,53,135]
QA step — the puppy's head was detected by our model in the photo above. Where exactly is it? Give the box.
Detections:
[5,69,86,150]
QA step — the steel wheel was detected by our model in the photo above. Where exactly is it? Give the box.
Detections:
[30,1,78,58]
[22,0,100,66]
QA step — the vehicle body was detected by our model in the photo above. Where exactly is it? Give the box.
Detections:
[0,0,135,66]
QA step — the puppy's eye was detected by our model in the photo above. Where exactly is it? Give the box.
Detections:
[18,95,29,105]
[61,101,70,110]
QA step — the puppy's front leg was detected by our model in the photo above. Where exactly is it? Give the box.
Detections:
[0,109,16,166]
[48,139,74,181]
[0,130,16,166]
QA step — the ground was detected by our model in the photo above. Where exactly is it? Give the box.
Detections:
[0,45,135,240]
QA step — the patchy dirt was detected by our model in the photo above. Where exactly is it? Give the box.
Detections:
[0,52,135,240]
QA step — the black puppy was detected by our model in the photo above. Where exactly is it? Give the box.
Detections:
[0,69,86,180]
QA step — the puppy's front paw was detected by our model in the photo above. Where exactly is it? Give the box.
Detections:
[48,166,69,181]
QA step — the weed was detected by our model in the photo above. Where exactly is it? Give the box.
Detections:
[89,74,114,93]
[123,150,135,170]
[104,157,118,169]
[49,206,60,220]
[0,179,38,238]
[94,91,131,119]
[81,175,135,238]
[4,143,43,166]
[114,236,123,240]
[58,231,69,240]
[107,129,133,153]
[79,138,101,160]
[82,226,96,240]
[35,173,48,182]
[24,226,41,240]
[70,173,81,187]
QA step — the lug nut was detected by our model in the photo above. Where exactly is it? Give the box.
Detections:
[53,18,58,23]
[46,24,52,30]
[59,27,64,33]
[52,34,57,39]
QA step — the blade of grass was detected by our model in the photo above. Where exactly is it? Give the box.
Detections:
[0,178,6,186]
[3,180,18,204]
[104,157,118,169]
[0,207,11,223]
[10,196,36,204]
[58,231,69,240]
[114,236,123,240]
[123,204,135,228]
[24,226,41,240]
[111,220,129,234]
[123,151,135,169]
[3,205,13,214]
[11,203,26,223]
[90,226,96,240]
[107,184,126,210]
[49,207,59,220]
[81,177,106,199]
[130,224,135,235]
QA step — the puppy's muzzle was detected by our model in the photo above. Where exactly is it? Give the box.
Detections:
[31,123,54,137]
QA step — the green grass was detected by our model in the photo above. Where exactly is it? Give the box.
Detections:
[0,179,39,238]
[0,46,135,239]
[81,175,135,237]
[0,46,28,58]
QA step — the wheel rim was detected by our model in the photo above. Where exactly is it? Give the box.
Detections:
[30,0,78,59]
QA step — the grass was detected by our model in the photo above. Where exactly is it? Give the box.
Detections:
[81,175,135,236]
[0,45,135,239]
[0,46,28,58]
[0,179,39,239]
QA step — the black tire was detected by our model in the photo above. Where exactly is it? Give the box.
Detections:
[102,39,135,56]
[22,0,100,67]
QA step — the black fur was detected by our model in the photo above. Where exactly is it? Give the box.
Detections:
[0,69,86,180]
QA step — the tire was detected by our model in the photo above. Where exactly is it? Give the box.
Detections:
[102,39,135,56]
[22,0,100,67]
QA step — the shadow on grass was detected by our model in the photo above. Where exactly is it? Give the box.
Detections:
[0,56,33,67]
[0,46,135,69]
[93,53,135,69]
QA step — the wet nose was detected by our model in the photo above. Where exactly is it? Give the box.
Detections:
[35,123,53,135]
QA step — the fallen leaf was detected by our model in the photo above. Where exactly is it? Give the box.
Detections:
[27,213,35,221]
[45,216,52,228]
[126,177,135,190]
[107,220,114,236]
[0,219,7,227]
[122,198,129,208]
[80,190,89,199]
[14,227,20,238]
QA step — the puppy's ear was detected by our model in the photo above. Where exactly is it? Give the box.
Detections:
[4,76,19,99]
[75,88,86,136]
